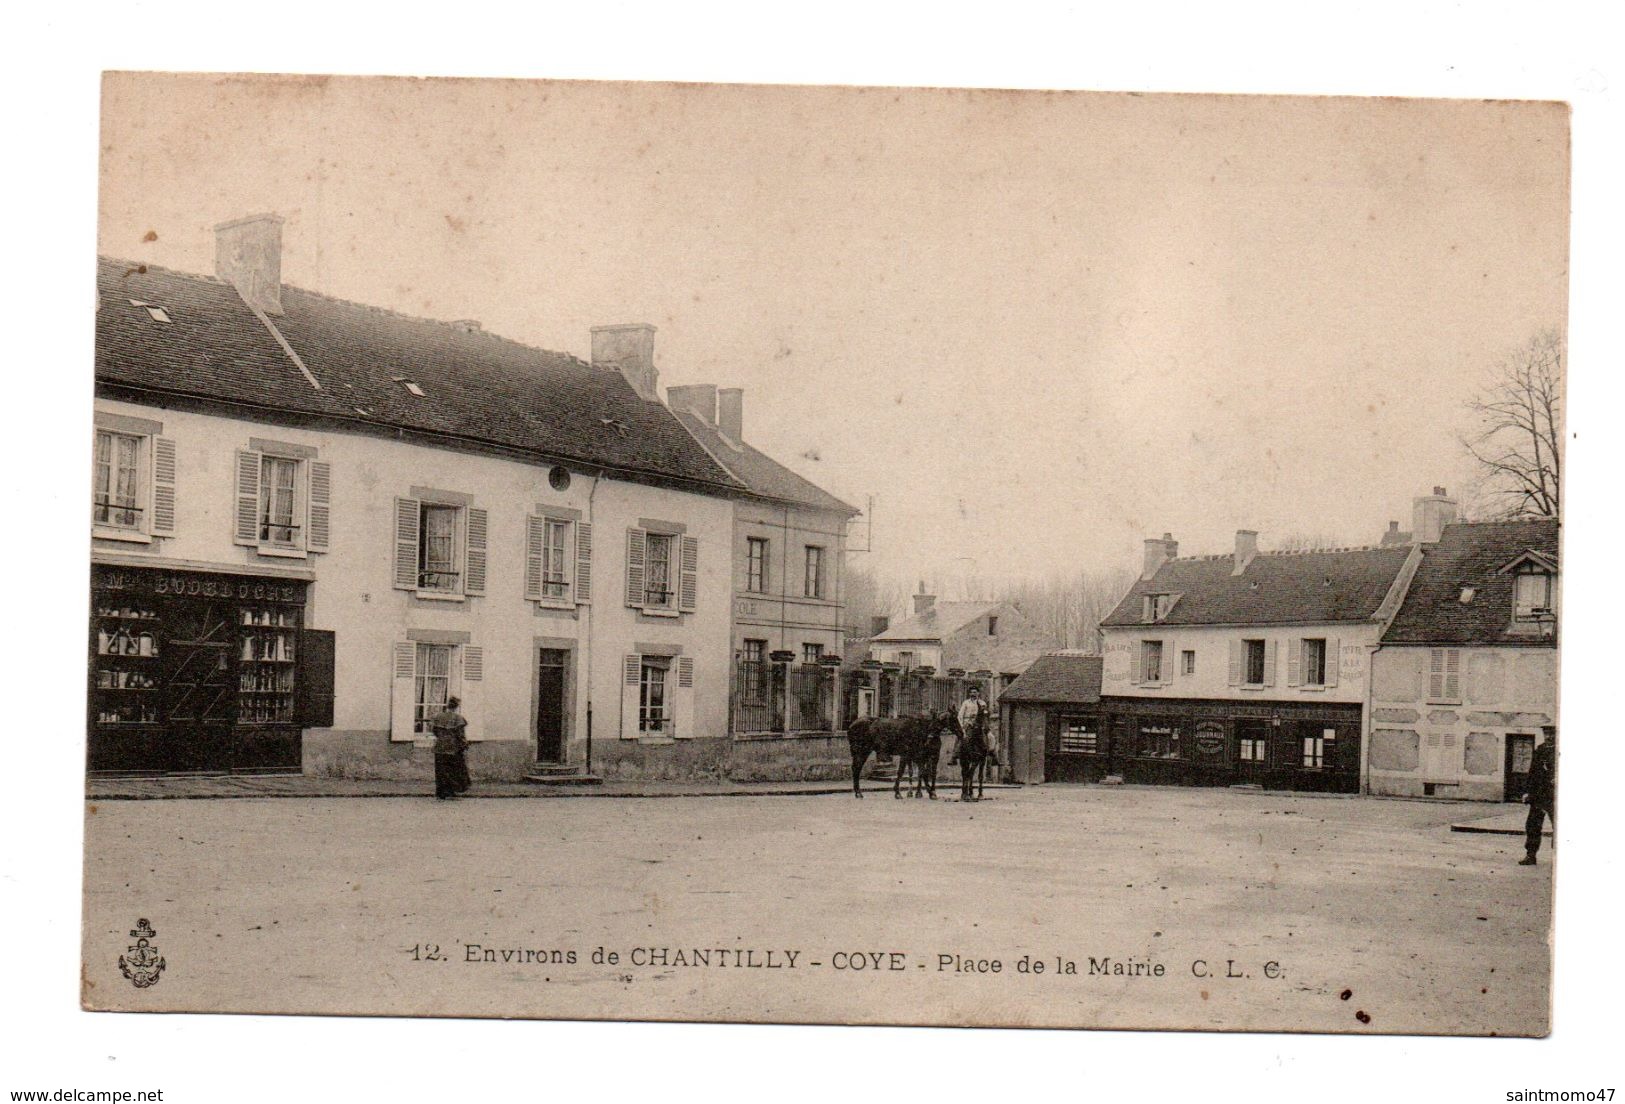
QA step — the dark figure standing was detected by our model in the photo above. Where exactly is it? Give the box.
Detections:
[1519,724,1556,865]
[432,696,471,800]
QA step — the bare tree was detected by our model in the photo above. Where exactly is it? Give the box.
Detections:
[1460,330,1564,519]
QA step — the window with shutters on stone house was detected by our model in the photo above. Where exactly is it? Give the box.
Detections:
[525,510,592,609]
[624,525,698,617]
[92,415,178,544]
[233,441,330,559]
[389,638,483,742]
[622,652,696,739]
[1427,647,1463,704]
[391,491,486,599]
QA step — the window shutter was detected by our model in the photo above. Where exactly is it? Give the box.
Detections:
[1429,648,1446,701]
[1444,648,1461,702]
[306,460,332,552]
[625,528,646,608]
[464,507,488,595]
[1228,640,1242,687]
[1287,640,1302,687]
[295,629,336,728]
[393,497,421,590]
[679,535,699,612]
[575,521,593,604]
[1325,638,1341,689]
[524,515,545,602]
[675,657,696,740]
[150,436,178,535]
[389,641,417,742]
[460,645,483,741]
[1262,640,1277,687]
[621,654,642,739]
[233,449,261,546]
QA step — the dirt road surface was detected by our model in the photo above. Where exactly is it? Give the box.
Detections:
[81,786,1552,1034]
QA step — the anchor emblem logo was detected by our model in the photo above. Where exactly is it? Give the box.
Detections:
[118,918,166,989]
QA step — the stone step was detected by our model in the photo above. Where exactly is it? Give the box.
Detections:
[523,768,603,786]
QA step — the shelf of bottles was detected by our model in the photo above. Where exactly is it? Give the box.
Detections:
[92,601,162,726]
[240,606,298,725]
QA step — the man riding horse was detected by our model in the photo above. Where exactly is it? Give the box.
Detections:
[951,685,996,801]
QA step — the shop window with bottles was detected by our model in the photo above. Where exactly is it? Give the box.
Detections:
[92,599,162,726]
[239,605,298,724]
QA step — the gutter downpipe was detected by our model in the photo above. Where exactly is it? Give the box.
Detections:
[585,474,601,776]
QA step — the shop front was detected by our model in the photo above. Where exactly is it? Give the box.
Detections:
[1097,697,1362,793]
[88,564,332,775]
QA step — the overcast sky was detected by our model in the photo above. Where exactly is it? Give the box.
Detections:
[98,75,1568,591]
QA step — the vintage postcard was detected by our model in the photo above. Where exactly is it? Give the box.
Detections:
[83,73,1567,1035]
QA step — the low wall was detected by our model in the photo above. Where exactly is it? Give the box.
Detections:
[303,729,535,782]
[303,727,857,783]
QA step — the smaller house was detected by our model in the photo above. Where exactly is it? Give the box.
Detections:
[998,653,1104,784]
[867,585,1049,679]
[1369,519,1559,801]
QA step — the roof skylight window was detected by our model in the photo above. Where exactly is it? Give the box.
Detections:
[390,375,427,398]
[127,299,171,323]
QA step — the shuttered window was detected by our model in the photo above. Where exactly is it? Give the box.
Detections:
[232,445,329,557]
[1428,648,1463,703]
[527,515,591,607]
[394,495,484,598]
[93,427,177,541]
[626,527,698,616]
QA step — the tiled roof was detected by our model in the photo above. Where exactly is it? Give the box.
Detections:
[95,260,745,492]
[671,408,858,515]
[1381,519,1560,645]
[999,653,1103,704]
[873,601,1002,642]
[1101,545,1413,628]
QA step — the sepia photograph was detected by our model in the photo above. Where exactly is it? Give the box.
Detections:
[75,70,1573,1040]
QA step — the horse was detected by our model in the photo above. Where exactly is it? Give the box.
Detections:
[847,712,958,799]
[958,722,993,802]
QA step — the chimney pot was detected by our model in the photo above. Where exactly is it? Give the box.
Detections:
[214,213,285,316]
[592,324,659,401]
[717,387,744,442]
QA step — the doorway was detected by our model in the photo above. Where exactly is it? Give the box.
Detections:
[536,648,569,763]
[1504,733,1535,803]
[1234,718,1271,784]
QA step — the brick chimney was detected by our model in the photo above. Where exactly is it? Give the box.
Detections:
[592,324,659,401]
[717,387,744,442]
[1232,530,1259,576]
[1142,533,1178,581]
[1411,486,1459,544]
[215,214,285,316]
[667,383,717,423]
[913,581,936,617]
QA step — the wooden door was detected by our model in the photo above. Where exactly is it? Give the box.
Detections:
[536,648,568,763]
[1234,718,1270,784]
[1504,734,1535,803]
[163,598,238,772]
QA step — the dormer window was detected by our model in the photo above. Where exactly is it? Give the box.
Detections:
[1142,593,1176,622]
[1513,564,1555,621]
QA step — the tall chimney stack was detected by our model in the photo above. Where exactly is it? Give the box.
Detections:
[214,214,285,316]
[592,324,659,401]
[913,581,936,617]
[1411,486,1460,544]
[717,388,744,442]
[1142,533,1178,581]
[667,384,718,423]
[1232,530,1259,576]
